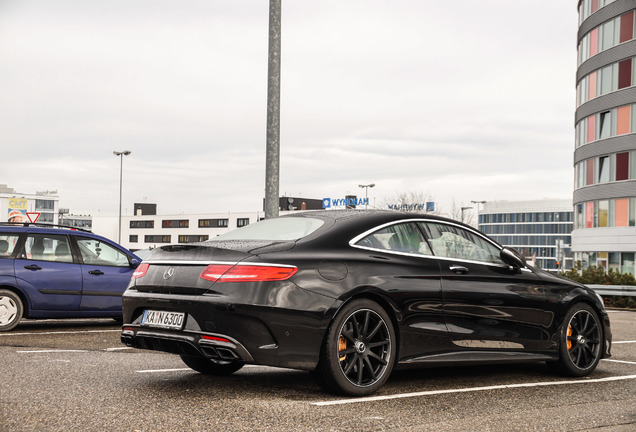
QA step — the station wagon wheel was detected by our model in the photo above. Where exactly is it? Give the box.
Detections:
[549,303,602,376]
[180,355,244,375]
[0,289,23,332]
[314,299,396,396]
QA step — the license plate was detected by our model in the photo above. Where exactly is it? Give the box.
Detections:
[141,310,185,330]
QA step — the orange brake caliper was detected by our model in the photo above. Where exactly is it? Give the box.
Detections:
[339,335,347,361]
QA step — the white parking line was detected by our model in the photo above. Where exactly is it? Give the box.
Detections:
[17,349,88,353]
[136,368,191,373]
[0,329,120,336]
[310,374,636,406]
[613,340,636,344]
[603,359,636,366]
[104,347,133,351]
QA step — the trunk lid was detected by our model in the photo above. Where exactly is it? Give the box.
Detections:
[132,240,295,295]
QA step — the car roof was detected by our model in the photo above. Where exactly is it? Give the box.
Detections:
[279,210,485,246]
[0,223,92,234]
[282,209,473,229]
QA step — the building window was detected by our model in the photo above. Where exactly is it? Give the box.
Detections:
[130,220,154,229]
[598,156,610,183]
[237,218,250,227]
[162,219,189,228]
[144,235,171,243]
[129,235,138,243]
[620,11,635,43]
[178,235,209,243]
[616,152,630,181]
[198,219,229,228]
[38,213,54,223]
[35,200,55,211]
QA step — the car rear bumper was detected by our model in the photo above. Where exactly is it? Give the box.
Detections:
[121,288,336,370]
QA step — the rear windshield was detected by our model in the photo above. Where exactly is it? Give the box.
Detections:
[210,217,324,241]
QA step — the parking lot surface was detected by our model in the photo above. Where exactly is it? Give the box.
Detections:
[1,311,635,431]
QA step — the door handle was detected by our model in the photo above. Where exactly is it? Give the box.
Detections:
[449,265,469,274]
[24,264,42,271]
[88,270,105,275]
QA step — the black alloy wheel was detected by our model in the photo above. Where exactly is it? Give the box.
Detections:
[550,303,602,376]
[180,355,244,375]
[315,299,396,396]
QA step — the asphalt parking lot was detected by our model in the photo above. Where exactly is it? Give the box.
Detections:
[1,311,635,432]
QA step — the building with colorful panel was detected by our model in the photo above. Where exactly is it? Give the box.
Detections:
[573,0,636,274]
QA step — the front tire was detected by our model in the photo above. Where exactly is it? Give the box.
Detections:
[314,299,396,396]
[180,355,244,375]
[549,303,603,376]
[0,289,23,332]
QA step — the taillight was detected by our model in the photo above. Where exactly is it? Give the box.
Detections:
[199,264,297,282]
[201,335,231,343]
[132,263,150,279]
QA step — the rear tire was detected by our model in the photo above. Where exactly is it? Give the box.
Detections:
[0,289,23,332]
[180,355,244,375]
[314,299,396,396]
[548,303,602,376]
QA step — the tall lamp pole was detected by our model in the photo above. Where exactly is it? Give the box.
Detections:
[264,0,281,219]
[358,183,375,209]
[114,150,131,243]
[461,206,473,223]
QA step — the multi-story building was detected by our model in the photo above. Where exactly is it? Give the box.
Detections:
[574,0,636,274]
[0,184,59,224]
[98,202,261,251]
[478,200,574,270]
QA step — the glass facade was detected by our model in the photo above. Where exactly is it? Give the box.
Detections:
[479,209,573,270]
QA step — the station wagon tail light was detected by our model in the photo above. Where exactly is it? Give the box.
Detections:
[132,263,150,279]
[199,264,297,282]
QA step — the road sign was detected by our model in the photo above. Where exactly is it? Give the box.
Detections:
[26,213,40,223]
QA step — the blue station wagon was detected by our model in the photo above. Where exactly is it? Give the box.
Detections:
[0,224,141,331]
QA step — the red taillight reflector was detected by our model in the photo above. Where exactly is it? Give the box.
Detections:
[201,335,231,343]
[132,263,150,279]
[199,264,297,282]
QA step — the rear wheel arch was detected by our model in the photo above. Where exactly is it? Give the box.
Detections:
[332,291,401,355]
[0,287,26,331]
[315,294,399,396]
[0,285,29,315]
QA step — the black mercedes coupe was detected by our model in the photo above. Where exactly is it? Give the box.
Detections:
[121,210,611,396]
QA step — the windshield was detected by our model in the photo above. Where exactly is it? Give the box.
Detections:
[210,217,324,241]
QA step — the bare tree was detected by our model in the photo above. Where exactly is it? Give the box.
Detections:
[447,200,475,225]
[380,191,441,214]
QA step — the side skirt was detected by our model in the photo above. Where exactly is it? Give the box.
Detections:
[397,351,557,369]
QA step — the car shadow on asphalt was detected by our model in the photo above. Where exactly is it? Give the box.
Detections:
[16,318,120,331]
[131,360,620,401]
[136,366,324,400]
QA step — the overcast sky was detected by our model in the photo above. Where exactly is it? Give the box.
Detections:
[0,0,577,218]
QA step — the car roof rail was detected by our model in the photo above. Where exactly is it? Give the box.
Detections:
[0,222,93,233]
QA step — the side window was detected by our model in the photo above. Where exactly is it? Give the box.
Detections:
[0,234,20,258]
[76,237,130,267]
[24,234,73,263]
[356,223,432,255]
[419,223,504,265]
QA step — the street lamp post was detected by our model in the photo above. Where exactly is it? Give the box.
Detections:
[114,150,131,243]
[471,200,486,228]
[461,206,473,223]
[358,184,375,209]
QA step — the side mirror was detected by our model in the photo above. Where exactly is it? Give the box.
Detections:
[500,247,526,269]
[130,258,141,268]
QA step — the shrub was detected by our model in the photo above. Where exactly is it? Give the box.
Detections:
[559,266,636,308]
